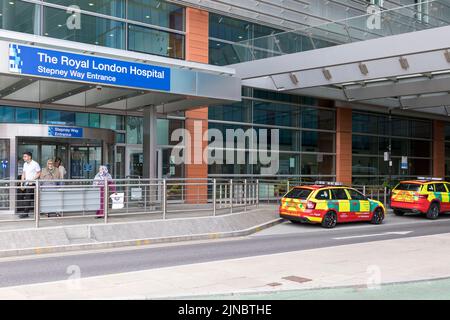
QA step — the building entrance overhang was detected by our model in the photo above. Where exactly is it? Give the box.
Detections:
[232,25,450,117]
[0,30,241,113]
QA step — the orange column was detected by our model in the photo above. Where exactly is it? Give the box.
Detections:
[336,107,353,185]
[433,120,445,178]
[185,8,209,203]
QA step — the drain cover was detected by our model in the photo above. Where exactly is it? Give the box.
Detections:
[282,276,312,284]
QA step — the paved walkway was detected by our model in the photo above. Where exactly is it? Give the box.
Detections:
[0,205,281,257]
[1,232,450,299]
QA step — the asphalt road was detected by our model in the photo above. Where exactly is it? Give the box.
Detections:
[1,212,450,288]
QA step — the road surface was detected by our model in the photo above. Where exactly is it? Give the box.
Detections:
[0,212,449,288]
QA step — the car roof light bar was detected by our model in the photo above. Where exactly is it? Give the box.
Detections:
[417,177,444,181]
[314,181,344,186]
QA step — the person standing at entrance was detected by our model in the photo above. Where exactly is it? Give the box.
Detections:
[54,157,66,179]
[19,152,41,219]
[93,165,116,218]
[41,159,61,184]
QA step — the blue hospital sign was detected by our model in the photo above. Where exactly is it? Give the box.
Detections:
[8,44,171,91]
[48,126,83,138]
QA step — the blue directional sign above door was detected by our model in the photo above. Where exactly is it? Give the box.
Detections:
[48,126,83,138]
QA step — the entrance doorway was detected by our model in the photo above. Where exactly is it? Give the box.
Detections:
[17,139,103,180]
[125,147,163,179]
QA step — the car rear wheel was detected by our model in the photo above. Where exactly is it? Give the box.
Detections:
[426,203,440,220]
[321,211,337,229]
[371,208,385,225]
[393,209,404,216]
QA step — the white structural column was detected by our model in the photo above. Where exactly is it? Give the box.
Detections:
[143,107,158,180]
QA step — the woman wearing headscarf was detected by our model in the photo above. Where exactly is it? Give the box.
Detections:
[93,165,116,218]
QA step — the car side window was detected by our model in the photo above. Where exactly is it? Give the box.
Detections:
[315,190,331,200]
[435,183,447,193]
[427,184,435,192]
[331,189,349,200]
[347,189,366,200]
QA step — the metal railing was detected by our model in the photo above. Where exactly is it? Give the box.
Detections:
[0,177,393,228]
[0,178,263,228]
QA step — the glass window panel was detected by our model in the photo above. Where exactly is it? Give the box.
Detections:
[301,154,334,175]
[410,120,431,139]
[253,101,301,127]
[43,7,125,49]
[352,135,378,154]
[0,139,10,181]
[128,24,184,59]
[409,158,431,176]
[127,116,143,144]
[15,107,38,124]
[0,106,15,123]
[277,153,300,175]
[302,131,334,153]
[352,113,378,134]
[301,107,335,130]
[128,0,184,31]
[100,114,124,131]
[75,113,89,127]
[410,140,431,158]
[115,133,125,144]
[209,40,251,65]
[391,138,409,156]
[45,0,125,18]
[88,113,100,128]
[208,100,251,123]
[446,142,450,159]
[391,117,409,137]
[353,156,380,176]
[0,0,39,34]
[157,118,183,146]
[253,128,298,152]
[42,110,76,125]
[445,124,450,141]
[209,14,252,42]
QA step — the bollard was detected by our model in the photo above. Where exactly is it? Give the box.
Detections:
[230,179,233,214]
[34,180,40,228]
[244,179,247,212]
[213,179,217,216]
[104,178,109,224]
[256,179,259,208]
[383,187,387,207]
[162,179,167,219]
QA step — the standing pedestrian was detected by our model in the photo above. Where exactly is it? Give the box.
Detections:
[19,152,41,219]
[54,157,66,179]
[41,159,61,184]
[93,165,116,218]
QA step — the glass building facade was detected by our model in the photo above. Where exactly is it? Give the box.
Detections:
[0,0,185,59]
[352,111,433,186]
[0,0,448,186]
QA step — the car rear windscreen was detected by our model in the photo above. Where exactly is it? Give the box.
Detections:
[284,188,312,199]
[394,183,421,191]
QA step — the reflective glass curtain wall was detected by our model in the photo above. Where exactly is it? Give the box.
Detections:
[208,90,336,180]
[0,0,185,59]
[352,111,433,186]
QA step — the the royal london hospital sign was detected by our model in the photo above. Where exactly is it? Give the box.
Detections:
[8,43,171,91]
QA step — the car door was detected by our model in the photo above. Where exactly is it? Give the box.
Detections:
[330,188,351,222]
[435,183,449,212]
[346,188,370,220]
